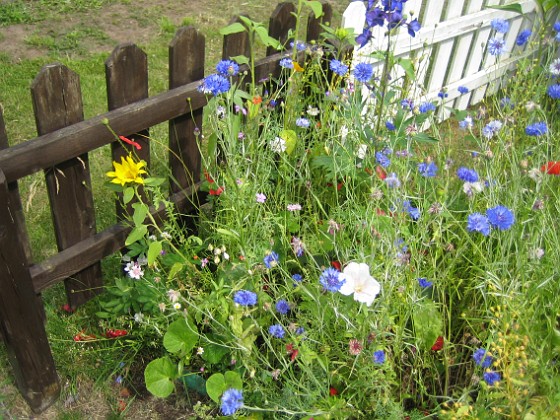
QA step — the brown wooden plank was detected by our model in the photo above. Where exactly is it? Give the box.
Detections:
[222,15,250,60]
[169,26,205,194]
[0,168,60,413]
[31,182,201,292]
[0,108,32,262]
[306,2,333,43]
[267,2,296,56]
[0,52,286,183]
[31,64,103,308]
[106,43,150,220]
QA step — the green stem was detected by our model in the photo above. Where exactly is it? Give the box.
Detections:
[374,30,392,139]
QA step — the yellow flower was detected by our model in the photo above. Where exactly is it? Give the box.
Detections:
[106,154,147,186]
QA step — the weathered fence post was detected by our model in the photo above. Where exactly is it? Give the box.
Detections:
[307,2,333,43]
[169,26,205,194]
[223,15,251,60]
[31,64,103,308]
[267,2,296,56]
[106,43,150,220]
[0,167,60,413]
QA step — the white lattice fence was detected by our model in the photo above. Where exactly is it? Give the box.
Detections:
[343,0,537,120]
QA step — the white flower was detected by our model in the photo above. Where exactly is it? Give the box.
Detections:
[173,302,182,310]
[197,347,204,355]
[338,262,381,306]
[167,289,181,303]
[528,167,542,183]
[340,125,349,142]
[306,106,320,116]
[124,262,144,280]
[357,144,368,159]
[270,136,287,153]
[463,181,484,196]
[549,58,560,76]
[134,312,144,323]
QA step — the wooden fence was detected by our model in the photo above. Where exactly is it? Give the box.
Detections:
[0,2,333,413]
[342,0,538,120]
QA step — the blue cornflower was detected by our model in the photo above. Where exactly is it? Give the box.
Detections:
[279,57,294,69]
[482,120,503,139]
[295,326,305,335]
[373,350,386,364]
[483,370,501,386]
[269,324,285,339]
[290,40,307,51]
[330,59,348,76]
[473,348,493,368]
[292,273,303,282]
[516,29,531,46]
[275,299,290,315]
[458,86,469,94]
[198,74,230,96]
[401,98,414,110]
[418,278,433,288]
[403,200,420,220]
[264,251,280,268]
[491,18,509,34]
[500,97,514,109]
[438,90,448,99]
[525,121,547,136]
[386,120,396,131]
[353,62,374,83]
[467,213,491,236]
[418,161,438,177]
[216,59,239,76]
[457,167,479,182]
[547,84,560,99]
[486,205,515,230]
[319,267,345,292]
[554,21,560,32]
[375,151,391,168]
[418,102,436,113]
[488,37,506,56]
[459,115,473,130]
[385,172,401,188]
[233,290,257,306]
[221,388,243,415]
[296,117,310,128]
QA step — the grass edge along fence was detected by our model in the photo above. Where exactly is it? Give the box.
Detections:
[0,2,333,413]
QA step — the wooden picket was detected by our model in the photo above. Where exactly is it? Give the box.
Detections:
[0,2,332,413]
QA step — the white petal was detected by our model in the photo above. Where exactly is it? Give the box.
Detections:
[338,274,355,296]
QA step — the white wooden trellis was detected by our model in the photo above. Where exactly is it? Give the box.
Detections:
[342,0,538,122]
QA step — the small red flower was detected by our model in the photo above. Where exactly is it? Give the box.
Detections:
[286,343,299,362]
[61,303,75,313]
[431,336,444,351]
[204,171,215,184]
[375,165,387,180]
[209,186,224,196]
[252,96,262,105]
[541,161,560,175]
[73,330,96,342]
[105,329,128,339]
[329,386,338,396]
[331,260,341,271]
[119,135,142,150]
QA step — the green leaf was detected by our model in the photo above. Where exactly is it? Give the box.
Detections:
[411,132,439,143]
[224,371,243,390]
[147,240,162,265]
[255,26,281,49]
[207,133,218,166]
[306,0,323,18]
[202,343,230,364]
[231,55,250,66]
[206,373,226,403]
[279,129,297,155]
[168,262,184,280]
[397,58,415,81]
[125,225,148,246]
[181,373,207,395]
[144,357,177,398]
[132,202,149,227]
[123,187,134,204]
[144,176,165,187]
[163,318,199,355]
[487,3,523,14]
[220,22,246,35]
[413,300,443,351]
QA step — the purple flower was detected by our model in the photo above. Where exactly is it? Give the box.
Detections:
[418,161,438,177]
[385,172,401,188]
[483,370,501,386]
[418,102,436,113]
[269,324,285,339]
[216,59,239,76]
[547,84,560,99]
[401,98,414,110]
[457,167,479,182]
[233,290,257,306]
[296,117,311,128]
[458,86,469,94]
[256,193,266,203]
[279,58,294,69]
[491,18,509,34]
[516,29,531,46]
[330,59,348,76]
[375,151,391,168]
[525,122,547,136]
[482,120,503,139]
[291,236,305,257]
[403,200,420,220]
[418,278,433,288]
[486,205,514,230]
[438,90,448,99]
[467,213,491,236]
[473,348,493,368]
[264,251,280,268]
[275,299,290,315]
[386,120,396,131]
[198,74,230,96]
[373,350,386,364]
[221,388,243,415]
[353,62,374,83]
[488,37,506,56]
[407,18,421,37]
[292,273,303,282]
[319,267,344,292]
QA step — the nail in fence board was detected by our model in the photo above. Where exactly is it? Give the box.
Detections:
[31,64,103,308]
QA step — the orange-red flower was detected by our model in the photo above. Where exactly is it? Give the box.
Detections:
[541,161,560,175]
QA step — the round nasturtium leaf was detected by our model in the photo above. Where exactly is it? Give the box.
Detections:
[144,357,177,398]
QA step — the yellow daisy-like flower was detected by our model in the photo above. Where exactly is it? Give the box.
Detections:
[106,154,147,186]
